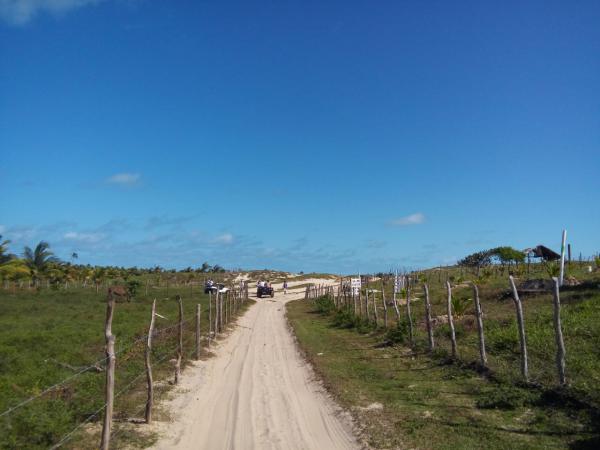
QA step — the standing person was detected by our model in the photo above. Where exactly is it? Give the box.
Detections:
[283,280,288,295]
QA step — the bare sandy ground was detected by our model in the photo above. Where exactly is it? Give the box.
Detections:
[151,279,359,450]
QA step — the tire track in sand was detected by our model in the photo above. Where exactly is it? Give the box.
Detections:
[152,280,359,450]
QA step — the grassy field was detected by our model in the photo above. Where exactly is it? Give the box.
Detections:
[0,278,250,449]
[287,265,600,449]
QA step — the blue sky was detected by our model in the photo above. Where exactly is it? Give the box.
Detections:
[1,0,599,273]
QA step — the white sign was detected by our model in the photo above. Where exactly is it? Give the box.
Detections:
[394,274,404,293]
[350,277,361,295]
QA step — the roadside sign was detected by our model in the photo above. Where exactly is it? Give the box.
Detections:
[394,273,404,293]
[351,277,361,295]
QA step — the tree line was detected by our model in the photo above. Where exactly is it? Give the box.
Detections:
[0,236,228,290]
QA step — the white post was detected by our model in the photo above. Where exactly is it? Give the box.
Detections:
[559,229,567,287]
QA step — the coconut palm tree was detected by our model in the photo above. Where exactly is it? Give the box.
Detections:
[23,241,59,282]
[92,267,107,293]
[0,236,15,264]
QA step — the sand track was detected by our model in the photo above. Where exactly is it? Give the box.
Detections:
[152,281,359,450]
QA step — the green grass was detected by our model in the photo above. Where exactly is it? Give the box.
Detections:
[0,282,250,449]
[287,274,600,449]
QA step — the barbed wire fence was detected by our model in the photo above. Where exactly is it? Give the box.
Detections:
[0,282,250,449]
[304,273,568,389]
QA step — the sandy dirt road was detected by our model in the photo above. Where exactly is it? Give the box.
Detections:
[152,280,359,450]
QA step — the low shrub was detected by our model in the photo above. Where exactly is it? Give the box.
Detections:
[384,320,410,345]
[314,295,335,314]
[332,309,375,334]
[476,384,541,410]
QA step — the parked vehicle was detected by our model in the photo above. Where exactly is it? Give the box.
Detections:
[205,282,229,294]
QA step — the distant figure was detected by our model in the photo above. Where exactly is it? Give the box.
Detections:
[283,280,288,295]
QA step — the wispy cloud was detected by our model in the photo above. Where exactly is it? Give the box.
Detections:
[64,231,105,243]
[0,0,103,26]
[389,212,426,226]
[212,233,234,245]
[106,172,141,186]
[145,215,195,231]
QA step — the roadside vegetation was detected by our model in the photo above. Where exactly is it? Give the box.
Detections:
[0,237,251,449]
[287,254,600,449]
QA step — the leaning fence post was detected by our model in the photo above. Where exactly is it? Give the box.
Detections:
[174,295,183,384]
[445,281,457,359]
[100,291,116,450]
[423,283,434,351]
[509,276,529,382]
[551,277,567,385]
[145,299,156,423]
[472,283,487,367]
[381,280,388,328]
[195,304,201,360]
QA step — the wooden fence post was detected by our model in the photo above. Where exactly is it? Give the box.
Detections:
[472,284,487,367]
[144,300,156,423]
[174,295,183,384]
[224,290,228,324]
[208,291,212,347]
[371,290,379,324]
[509,276,529,382]
[214,291,219,335]
[445,281,457,359]
[552,278,567,385]
[219,291,223,331]
[195,304,201,360]
[406,284,414,347]
[381,281,388,328]
[392,284,401,324]
[100,291,116,450]
[423,283,434,351]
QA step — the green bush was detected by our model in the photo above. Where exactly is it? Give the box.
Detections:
[476,385,541,410]
[384,320,410,344]
[486,321,519,354]
[451,295,471,316]
[331,310,375,333]
[434,322,465,340]
[126,279,142,299]
[314,295,335,314]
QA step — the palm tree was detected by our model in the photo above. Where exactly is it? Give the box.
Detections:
[23,241,59,282]
[93,267,107,293]
[0,236,15,264]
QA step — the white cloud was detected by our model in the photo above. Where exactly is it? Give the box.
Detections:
[213,233,233,244]
[0,0,102,26]
[389,212,426,226]
[0,224,5,234]
[106,172,141,186]
[64,231,104,243]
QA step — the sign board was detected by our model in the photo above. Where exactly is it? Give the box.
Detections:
[394,274,404,293]
[350,277,361,295]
